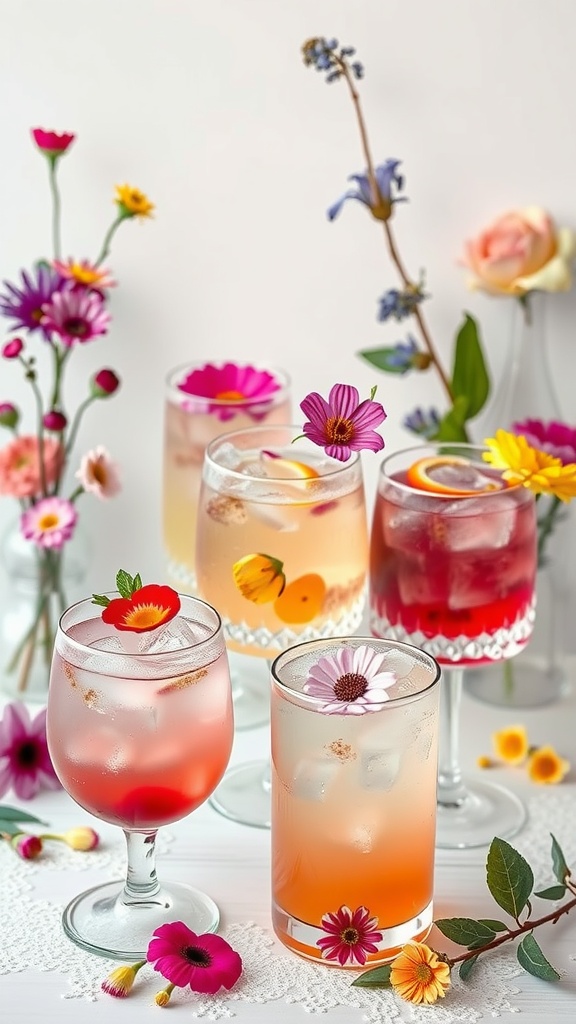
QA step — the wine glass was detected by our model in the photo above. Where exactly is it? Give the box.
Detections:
[162,360,291,730]
[369,442,537,849]
[195,424,369,827]
[46,592,234,959]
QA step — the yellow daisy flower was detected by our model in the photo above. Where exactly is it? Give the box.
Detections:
[232,553,286,603]
[527,746,570,784]
[492,724,529,766]
[483,429,576,502]
[115,183,155,218]
[390,942,451,1005]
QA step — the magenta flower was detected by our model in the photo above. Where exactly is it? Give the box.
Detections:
[43,409,67,432]
[513,418,576,466]
[75,446,121,499]
[21,496,77,548]
[41,283,111,347]
[0,265,64,338]
[303,644,396,714]
[317,905,383,966]
[31,127,75,158]
[177,362,283,422]
[91,368,121,398]
[2,337,24,359]
[147,922,243,995]
[0,702,60,799]
[11,833,43,860]
[300,383,386,462]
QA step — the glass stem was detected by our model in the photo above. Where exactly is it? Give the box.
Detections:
[437,668,468,808]
[121,830,161,904]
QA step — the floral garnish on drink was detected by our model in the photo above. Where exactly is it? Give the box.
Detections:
[92,570,181,632]
[299,382,386,462]
[176,361,284,422]
[303,644,396,714]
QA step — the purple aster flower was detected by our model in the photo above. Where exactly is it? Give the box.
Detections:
[41,283,111,346]
[327,160,407,223]
[304,644,396,714]
[21,495,77,548]
[0,264,64,338]
[300,382,386,462]
[512,418,576,465]
[403,406,441,439]
[0,702,60,799]
[377,285,427,323]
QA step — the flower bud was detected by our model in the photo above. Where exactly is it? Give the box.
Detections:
[91,368,120,398]
[11,833,43,860]
[2,337,24,359]
[43,409,68,432]
[0,402,19,429]
[62,826,100,851]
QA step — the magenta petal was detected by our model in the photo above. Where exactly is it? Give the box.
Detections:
[350,399,387,430]
[0,763,15,797]
[12,770,41,800]
[300,391,331,427]
[325,444,351,461]
[328,383,360,419]
[0,702,29,749]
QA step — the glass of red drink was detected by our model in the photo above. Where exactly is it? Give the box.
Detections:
[370,443,537,848]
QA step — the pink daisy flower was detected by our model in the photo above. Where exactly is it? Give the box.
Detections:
[0,435,62,498]
[177,362,283,422]
[147,922,243,994]
[300,383,386,462]
[75,446,121,499]
[317,905,383,966]
[41,283,111,347]
[512,418,576,466]
[21,496,77,549]
[303,644,396,714]
[0,702,60,799]
[53,258,116,291]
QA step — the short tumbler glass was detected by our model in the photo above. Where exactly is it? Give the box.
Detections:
[271,636,441,967]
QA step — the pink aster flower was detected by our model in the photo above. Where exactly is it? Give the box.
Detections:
[317,905,383,966]
[0,702,60,799]
[75,446,121,499]
[303,644,396,714]
[300,383,386,462]
[41,282,111,347]
[31,127,75,157]
[0,435,62,498]
[512,418,576,466]
[177,362,283,422]
[147,922,243,995]
[21,495,77,549]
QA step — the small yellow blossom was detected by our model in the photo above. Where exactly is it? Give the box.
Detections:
[101,961,145,998]
[492,724,529,766]
[232,553,286,603]
[389,942,451,1005]
[483,429,576,502]
[115,184,155,219]
[477,755,496,769]
[154,983,175,1007]
[527,746,570,785]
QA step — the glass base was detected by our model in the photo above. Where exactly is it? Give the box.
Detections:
[209,759,271,829]
[436,776,527,850]
[62,879,220,960]
[464,658,569,709]
[229,653,270,731]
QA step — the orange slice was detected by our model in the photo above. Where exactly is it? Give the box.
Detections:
[406,455,505,496]
[274,573,326,624]
[261,450,319,480]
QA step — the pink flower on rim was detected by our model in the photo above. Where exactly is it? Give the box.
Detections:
[31,127,75,157]
[75,446,121,499]
[0,702,60,799]
[177,362,283,422]
[53,258,116,291]
[303,644,396,714]
[0,435,62,498]
[300,383,386,462]
[147,921,243,995]
[317,905,383,966]
[21,496,77,549]
[41,283,111,347]
[512,418,576,466]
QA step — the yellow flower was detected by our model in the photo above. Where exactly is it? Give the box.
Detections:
[154,984,175,1007]
[101,961,145,997]
[527,746,570,784]
[389,942,451,1005]
[115,184,155,218]
[492,724,529,766]
[476,754,496,769]
[483,429,576,502]
[232,553,286,603]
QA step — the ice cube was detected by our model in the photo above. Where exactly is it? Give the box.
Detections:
[439,494,517,551]
[379,648,417,679]
[359,748,401,791]
[291,754,341,801]
[396,551,449,606]
[137,616,209,654]
[212,441,242,469]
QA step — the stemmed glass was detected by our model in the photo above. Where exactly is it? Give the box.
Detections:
[162,360,291,730]
[369,443,537,849]
[46,592,234,959]
[195,424,369,828]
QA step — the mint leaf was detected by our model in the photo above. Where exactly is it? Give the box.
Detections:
[92,593,111,608]
[434,917,496,947]
[116,569,135,598]
[358,346,414,375]
[133,573,143,592]
[351,964,392,988]
[0,805,46,825]
[517,934,560,981]
[534,885,566,901]
[450,313,490,419]
[486,838,534,920]
[459,955,479,981]
[550,834,570,884]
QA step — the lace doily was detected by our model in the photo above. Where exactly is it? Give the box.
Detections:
[1,790,575,1021]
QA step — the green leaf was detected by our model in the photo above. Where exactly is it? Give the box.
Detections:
[450,313,490,419]
[133,573,143,592]
[517,934,560,981]
[550,833,570,884]
[459,955,479,981]
[434,917,496,946]
[357,346,413,375]
[534,885,567,901]
[0,821,25,836]
[91,593,110,608]
[351,964,392,988]
[434,395,470,442]
[0,805,46,825]
[116,569,135,598]
[486,838,534,919]
[478,919,508,932]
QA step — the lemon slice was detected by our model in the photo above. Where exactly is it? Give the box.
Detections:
[406,455,506,496]
[261,449,319,480]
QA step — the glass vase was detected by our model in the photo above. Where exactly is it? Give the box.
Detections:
[467,291,569,707]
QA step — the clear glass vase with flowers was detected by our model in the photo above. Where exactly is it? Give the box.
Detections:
[0,127,154,699]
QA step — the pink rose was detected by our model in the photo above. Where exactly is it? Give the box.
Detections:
[462,207,576,296]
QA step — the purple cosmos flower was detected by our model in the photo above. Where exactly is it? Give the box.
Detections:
[303,644,396,714]
[512,418,576,466]
[300,383,386,462]
[21,495,77,548]
[328,160,406,223]
[403,406,441,439]
[316,905,383,966]
[147,921,242,995]
[377,286,426,323]
[0,702,60,799]
[41,283,111,347]
[0,265,64,338]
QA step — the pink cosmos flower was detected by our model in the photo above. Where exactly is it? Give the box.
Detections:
[41,283,111,347]
[300,383,386,462]
[303,644,396,714]
[2,337,24,359]
[21,496,77,548]
[317,905,383,966]
[147,922,243,994]
[31,127,75,157]
[0,702,60,799]
[0,435,62,498]
[512,418,576,466]
[53,258,116,291]
[177,362,283,422]
[75,446,121,499]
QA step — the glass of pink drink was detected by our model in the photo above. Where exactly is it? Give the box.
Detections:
[46,593,233,959]
[369,443,537,849]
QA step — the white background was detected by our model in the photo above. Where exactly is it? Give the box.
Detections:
[0,0,574,644]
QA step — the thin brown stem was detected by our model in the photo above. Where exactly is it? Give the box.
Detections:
[445,894,576,966]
